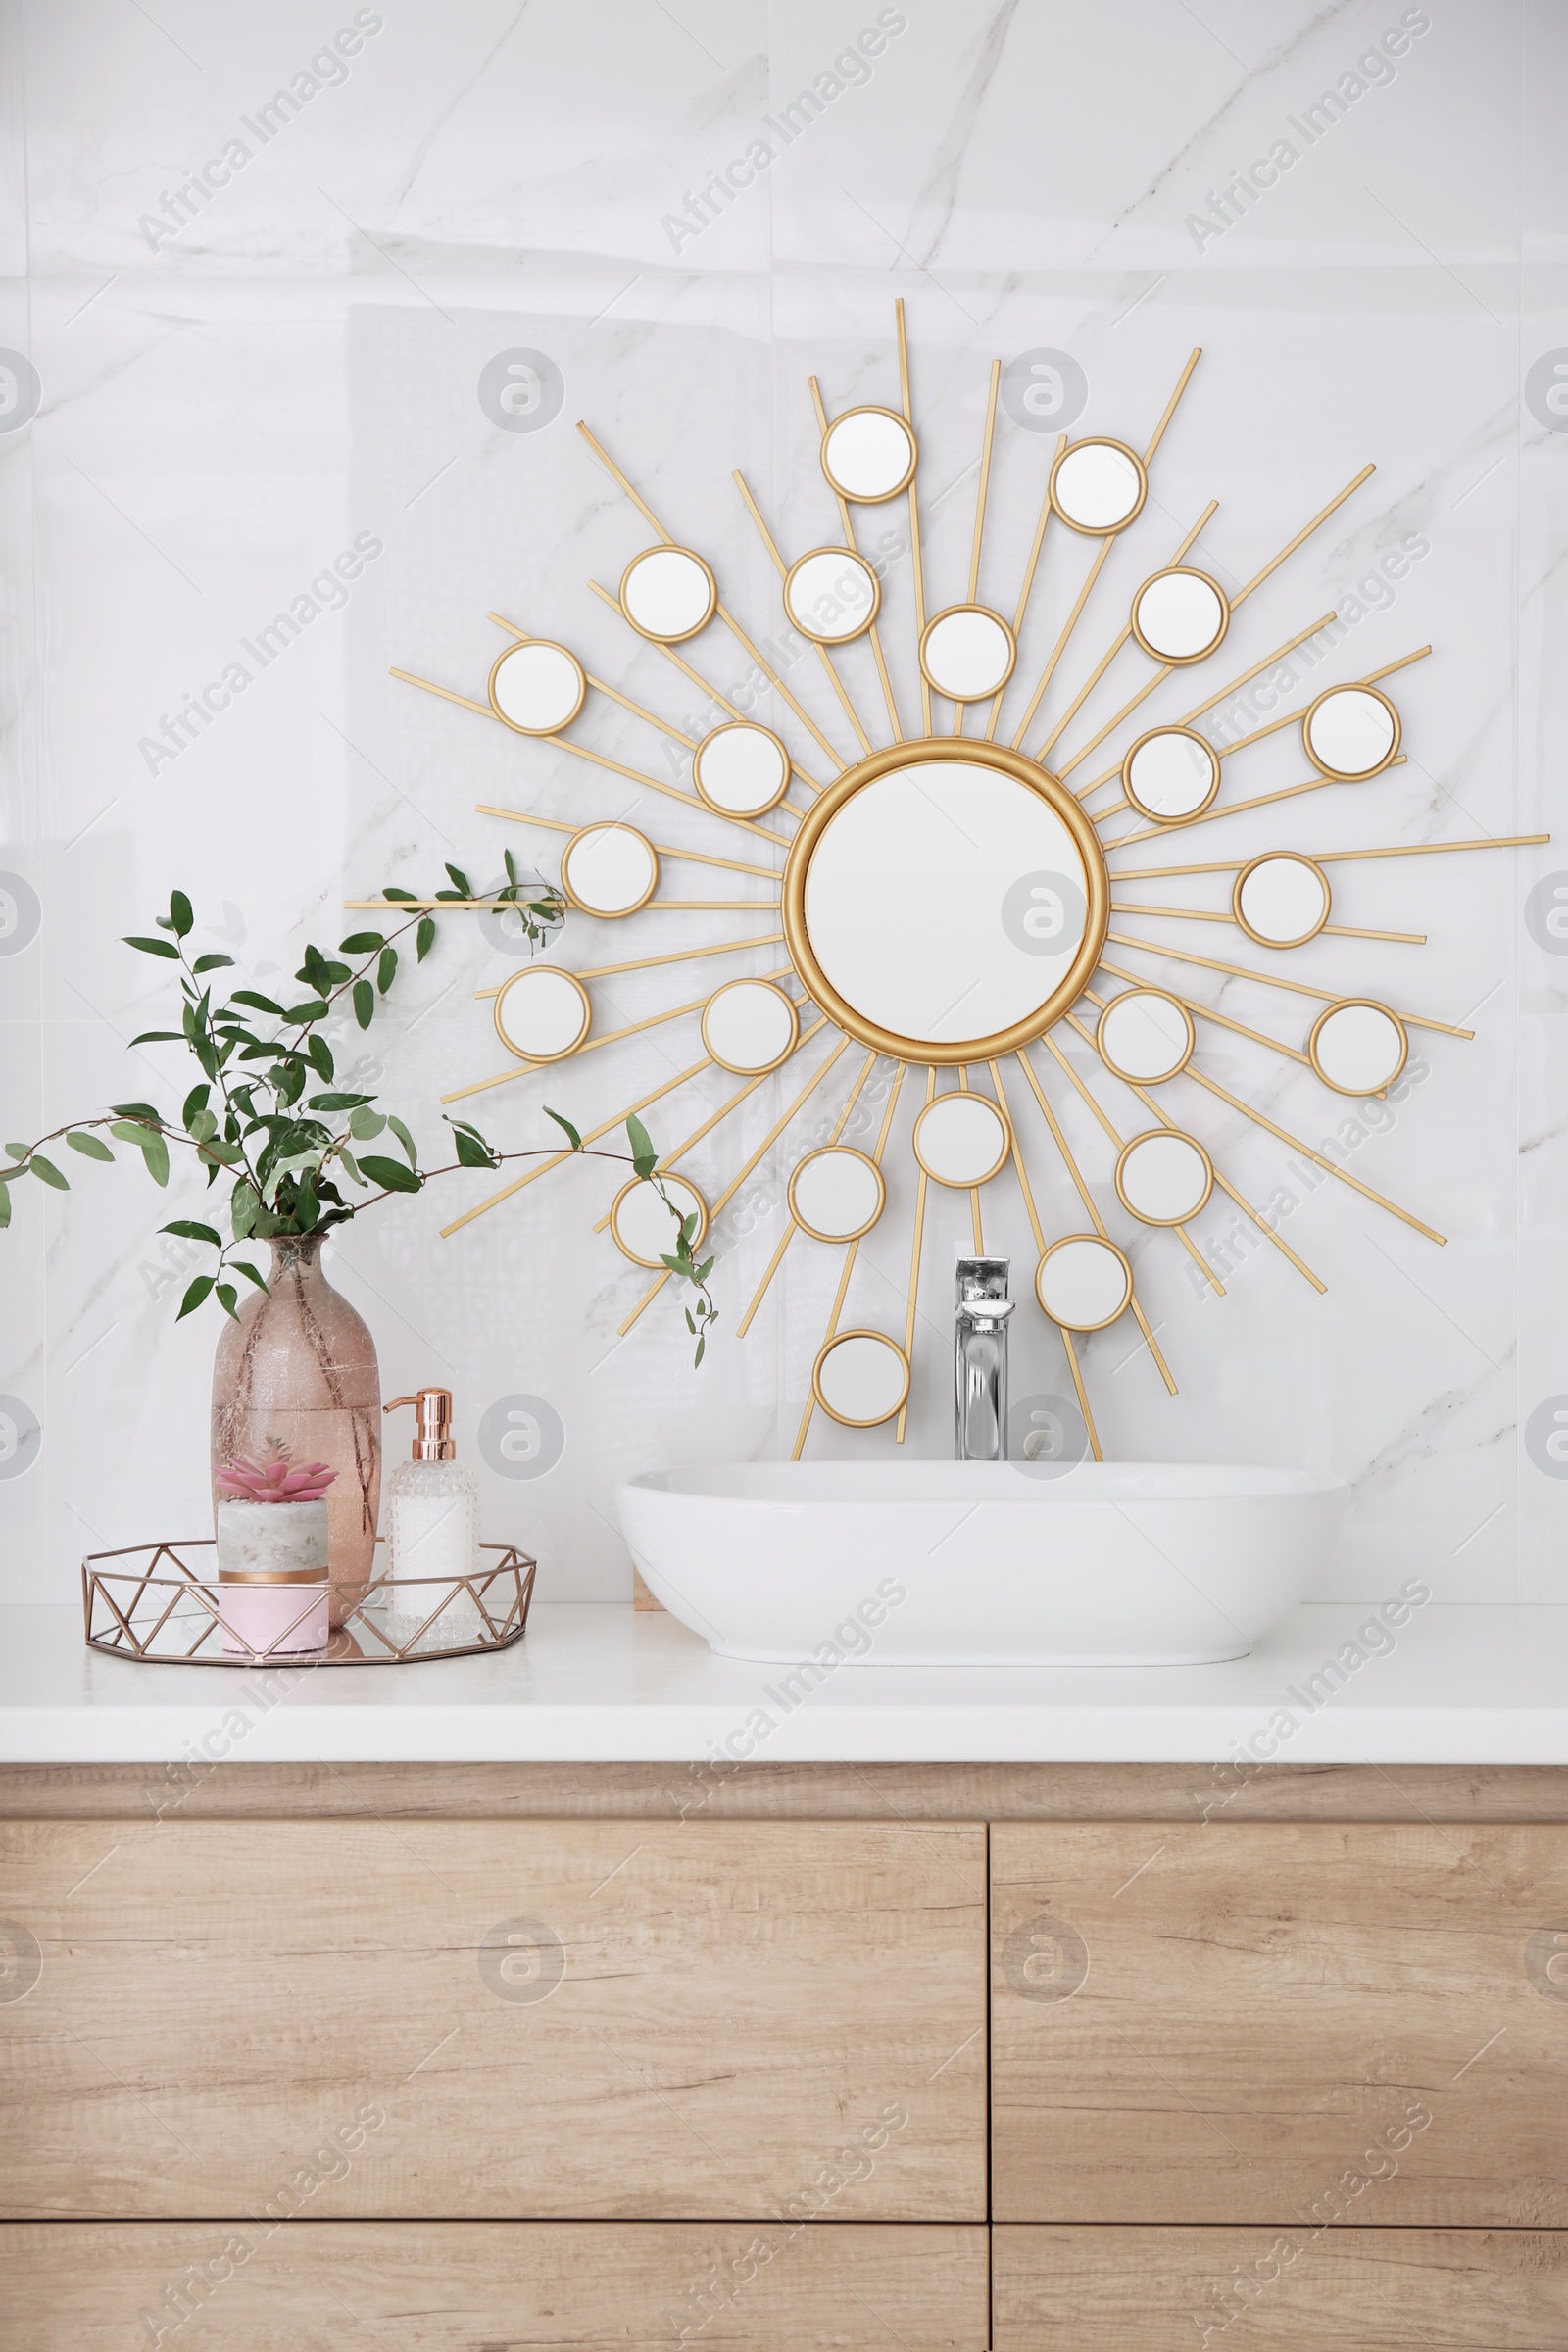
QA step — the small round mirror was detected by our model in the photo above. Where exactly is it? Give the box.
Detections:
[820,406,917,503]
[1051,438,1148,535]
[1096,988,1194,1083]
[610,1173,708,1269]
[912,1093,1011,1187]
[701,978,798,1074]
[618,546,717,643]
[789,1147,886,1243]
[1131,568,1230,664]
[1035,1235,1133,1330]
[784,548,881,643]
[1302,684,1400,780]
[693,721,791,816]
[1122,727,1221,823]
[488,640,587,737]
[493,966,591,1063]
[1308,998,1408,1096]
[1233,853,1330,949]
[919,606,1017,702]
[561,823,659,918]
[1114,1129,1213,1226]
[812,1329,910,1426]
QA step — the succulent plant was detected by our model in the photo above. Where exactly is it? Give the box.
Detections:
[217,1454,340,1504]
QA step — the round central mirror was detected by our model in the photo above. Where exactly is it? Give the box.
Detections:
[493,966,591,1063]
[561,823,659,918]
[1051,438,1148,535]
[783,548,881,643]
[912,1092,1012,1187]
[1122,727,1221,823]
[693,721,790,816]
[1114,1129,1214,1226]
[700,978,798,1074]
[618,546,717,643]
[1096,988,1194,1083]
[784,742,1107,1063]
[820,406,917,503]
[1302,684,1400,779]
[610,1174,708,1270]
[1035,1235,1133,1330]
[812,1330,910,1427]
[789,1147,885,1242]
[1131,569,1230,664]
[919,606,1016,702]
[1234,853,1330,948]
[487,640,587,737]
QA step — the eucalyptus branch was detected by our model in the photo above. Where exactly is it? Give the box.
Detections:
[3,884,717,1362]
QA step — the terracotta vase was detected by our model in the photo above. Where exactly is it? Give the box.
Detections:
[210,1236,380,1624]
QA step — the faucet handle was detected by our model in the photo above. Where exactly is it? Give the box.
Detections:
[956,1254,1010,1305]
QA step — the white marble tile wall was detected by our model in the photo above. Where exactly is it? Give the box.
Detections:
[1,0,1563,1603]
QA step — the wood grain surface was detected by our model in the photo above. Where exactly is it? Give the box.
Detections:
[0,2221,989,2350]
[993,2226,1568,2350]
[0,1819,986,2221]
[992,1821,1568,2226]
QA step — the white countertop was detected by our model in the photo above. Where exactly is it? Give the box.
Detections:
[3,1600,1568,1765]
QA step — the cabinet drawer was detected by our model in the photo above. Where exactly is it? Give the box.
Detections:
[992,1823,1568,2224]
[0,2221,989,2349]
[993,2226,1568,2350]
[0,1819,985,2220]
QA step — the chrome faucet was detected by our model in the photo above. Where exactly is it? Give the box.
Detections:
[956,1257,1014,1461]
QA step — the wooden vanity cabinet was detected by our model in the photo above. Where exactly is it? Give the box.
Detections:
[1,1760,1565,2350]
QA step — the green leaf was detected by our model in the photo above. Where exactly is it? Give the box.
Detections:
[231,1185,261,1241]
[67,1132,115,1162]
[376,945,398,995]
[694,1334,705,1368]
[308,1091,372,1112]
[191,953,234,974]
[454,1130,493,1167]
[307,1034,334,1084]
[124,934,181,959]
[109,1119,157,1146]
[387,1114,417,1169]
[29,1154,70,1191]
[162,1219,222,1245]
[353,979,373,1030]
[444,862,473,899]
[281,999,331,1024]
[626,1112,656,1180]
[416,916,435,962]
[169,891,194,938]
[175,1274,214,1320]
[381,885,417,903]
[358,1154,421,1195]
[181,1082,210,1128]
[129,1029,186,1047]
[4,1143,29,1161]
[141,1133,171,1187]
[543,1105,582,1151]
[110,1102,162,1123]
[0,1183,9,1228]
[684,1308,696,1335]
[197,1138,243,1165]
[694,1257,714,1283]
[216,1283,238,1320]
[348,1106,385,1140]
[187,1107,218,1144]
[230,990,286,1017]
[232,1259,267,1292]
[339,932,385,955]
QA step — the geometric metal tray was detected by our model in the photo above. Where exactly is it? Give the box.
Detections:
[81,1537,536,1666]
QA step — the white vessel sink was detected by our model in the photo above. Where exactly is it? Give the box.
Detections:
[616,1462,1346,1667]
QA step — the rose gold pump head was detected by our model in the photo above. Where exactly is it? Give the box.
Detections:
[383,1388,456,1460]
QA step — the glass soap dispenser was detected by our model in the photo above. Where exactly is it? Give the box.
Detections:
[381,1388,480,1648]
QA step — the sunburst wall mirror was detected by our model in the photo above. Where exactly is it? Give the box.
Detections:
[363,304,1544,1462]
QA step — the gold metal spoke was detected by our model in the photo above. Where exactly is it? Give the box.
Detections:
[791,1061,906,1459]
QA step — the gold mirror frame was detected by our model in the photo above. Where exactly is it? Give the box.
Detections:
[492,967,592,1063]
[818,403,918,503]
[788,1146,887,1243]
[781,739,1109,1066]
[1307,997,1410,1097]
[810,1329,912,1427]
[1232,851,1331,949]
[1120,724,1222,823]
[1129,567,1232,665]
[610,1174,710,1269]
[486,639,587,737]
[917,603,1018,702]
[1049,435,1149,536]
[1301,681,1402,780]
[1034,1234,1135,1332]
[560,823,660,918]
[617,545,718,644]
[1113,1129,1216,1227]
[1095,988,1196,1083]
[782,545,883,644]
